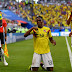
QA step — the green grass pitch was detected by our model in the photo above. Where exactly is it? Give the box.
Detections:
[0,37,72,72]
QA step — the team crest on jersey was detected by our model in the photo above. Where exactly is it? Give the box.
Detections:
[43,29,46,32]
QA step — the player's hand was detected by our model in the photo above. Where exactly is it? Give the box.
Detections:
[69,32,72,37]
[52,40,56,46]
[32,27,38,30]
[70,11,72,17]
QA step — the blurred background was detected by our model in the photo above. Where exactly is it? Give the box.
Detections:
[0,0,72,33]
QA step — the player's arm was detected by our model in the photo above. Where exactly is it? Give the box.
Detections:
[67,12,72,25]
[24,27,38,37]
[48,29,56,45]
[4,27,7,41]
[49,37,56,46]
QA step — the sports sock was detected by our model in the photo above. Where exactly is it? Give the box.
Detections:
[0,47,1,61]
[1,48,6,62]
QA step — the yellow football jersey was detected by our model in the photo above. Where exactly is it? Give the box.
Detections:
[0,13,2,20]
[30,26,52,54]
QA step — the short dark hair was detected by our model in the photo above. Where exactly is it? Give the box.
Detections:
[0,11,1,12]
[36,16,43,20]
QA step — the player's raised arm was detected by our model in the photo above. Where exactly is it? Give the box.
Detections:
[24,27,38,37]
[67,12,72,25]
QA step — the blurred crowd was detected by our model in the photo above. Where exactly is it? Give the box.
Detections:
[34,0,72,28]
[0,0,72,32]
[0,1,29,33]
[6,0,71,28]
[4,18,28,33]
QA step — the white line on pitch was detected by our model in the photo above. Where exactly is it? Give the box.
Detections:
[65,36,72,68]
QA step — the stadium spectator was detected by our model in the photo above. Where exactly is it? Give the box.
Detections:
[0,1,72,32]
[24,16,56,71]
[0,18,8,66]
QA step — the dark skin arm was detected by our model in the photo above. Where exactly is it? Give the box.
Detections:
[67,12,72,37]
[67,12,72,25]
[24,27,38,37]
[49,37,56,46]
[67,16,71,25]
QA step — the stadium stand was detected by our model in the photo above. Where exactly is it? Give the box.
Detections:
[0,0,72,32]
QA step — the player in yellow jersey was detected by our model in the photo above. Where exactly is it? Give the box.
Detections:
[0,11,2,26]
[24,16,56,71]
[0,11,6,24]
[67,11,72,37]
[0,11,2,20]
[0,11,7,20]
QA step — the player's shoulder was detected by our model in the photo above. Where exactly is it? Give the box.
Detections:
[43,26,50,30]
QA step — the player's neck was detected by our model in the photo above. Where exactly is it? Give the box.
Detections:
[38,26,43,28]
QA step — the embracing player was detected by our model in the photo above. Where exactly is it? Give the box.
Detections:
[67,11,72,47]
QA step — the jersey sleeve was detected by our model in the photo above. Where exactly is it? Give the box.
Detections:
[48,28,52,38]
[30,29,37,34]
[30,30,33,34]
[2,19,7,27]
